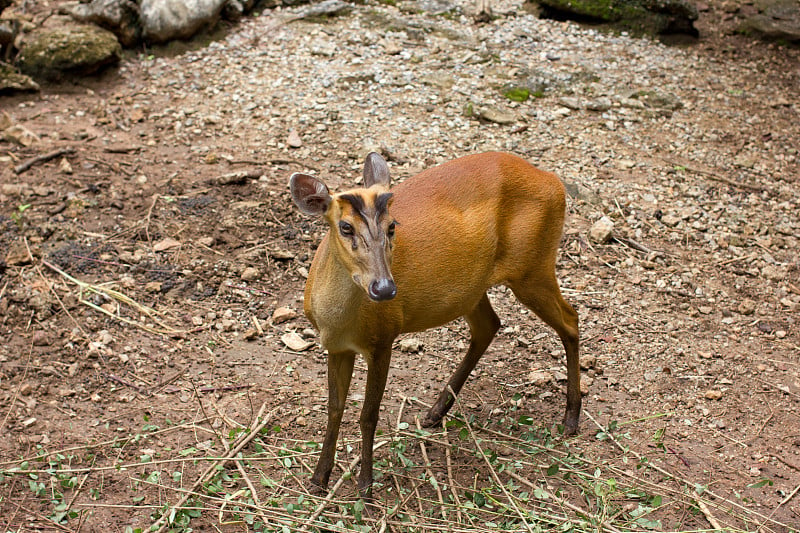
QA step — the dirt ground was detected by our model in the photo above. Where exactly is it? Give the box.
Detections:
[1,0,799,531]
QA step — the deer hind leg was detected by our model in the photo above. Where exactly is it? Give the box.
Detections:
[311,350,356,491]
[510,273,581,435]
[422,293,500,427]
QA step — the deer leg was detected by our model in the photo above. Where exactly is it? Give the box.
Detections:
[357,343,392,497]
[511,276,580,435]
[311,350,356,490]
[423,294,500,427]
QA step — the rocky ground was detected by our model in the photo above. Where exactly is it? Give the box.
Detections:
[1,0,799,531]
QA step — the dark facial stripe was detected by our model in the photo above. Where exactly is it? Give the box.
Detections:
[339,193,368,223]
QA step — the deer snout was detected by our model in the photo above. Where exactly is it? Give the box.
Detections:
[368,278,397,301]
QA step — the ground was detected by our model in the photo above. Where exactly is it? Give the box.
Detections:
[0,0,799,532]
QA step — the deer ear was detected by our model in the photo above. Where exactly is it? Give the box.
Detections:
[290,173,331,216]
[363,152,391,188]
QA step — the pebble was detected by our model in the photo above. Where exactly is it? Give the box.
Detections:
[704,389,723,400]
[287,129,303,148]
[527,370,551,387]
[579,354,597,370]
[281,332,314,351]
[399,338,423,353]
[271,306,297,324]
[737,299,757,315]
[241,267,260,281]
[589,216,614,244]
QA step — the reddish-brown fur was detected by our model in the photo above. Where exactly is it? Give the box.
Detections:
[290,152,580,497]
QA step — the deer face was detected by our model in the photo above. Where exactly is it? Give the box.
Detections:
[290,153,398,302]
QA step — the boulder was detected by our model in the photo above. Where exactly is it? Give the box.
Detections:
[0,61,40,94]
[531,0,699,37]
[16,25,122,81]
[64,0,142,47]
[140,0,228,43]
[739,0,800,43]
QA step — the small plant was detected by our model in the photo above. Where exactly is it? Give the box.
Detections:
[10,203,31,229]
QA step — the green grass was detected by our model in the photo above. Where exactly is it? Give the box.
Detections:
[0,396,793,532]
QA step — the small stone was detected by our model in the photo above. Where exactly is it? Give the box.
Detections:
[589,216,614,244]
[154,238,181,252]
[660,214,682,228]
[399,337,422,353]
[270,249,295,260]
[3,124,40,146]
[295,416,307,426]
[271,306,297,324]
[761,265,786,282]
[144,281,162,292]
[479,107,517,124]
[287,129,303,148]
[5,244,31,266]
[32,330,50,346]
[241,267,260,281]
[698,306,713,315]
[704,389,723,400]
[192,315,204,326]
[22,417,37,428]
[737,299,757,315]
[586,97,612,112]
[527,370,551,386]
[59,157,73,174]
[579,354,596,370]
[243,328,260,341]
[552,370,567,382]
[281,331,314,351]
[301,328,317,339]
[197,236,215,247]
[19,383,33,396]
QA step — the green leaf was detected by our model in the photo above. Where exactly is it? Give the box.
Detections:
[546,463,560,476]
[747,478,773,489]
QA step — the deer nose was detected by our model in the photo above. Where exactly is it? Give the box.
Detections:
[368,278,397,301]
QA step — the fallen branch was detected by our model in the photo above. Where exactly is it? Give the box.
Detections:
[448,385,536,533]
[102,372,151,397]
[151,403,279,533]
[14,147,76,174]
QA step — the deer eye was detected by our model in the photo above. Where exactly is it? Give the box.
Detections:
[387,221,396,237]
[339,221,354,236]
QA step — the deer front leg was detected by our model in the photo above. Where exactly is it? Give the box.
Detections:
[357,344,392,498]
[311,350,356,491]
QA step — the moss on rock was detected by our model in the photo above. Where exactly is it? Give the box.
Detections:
[535,0,698,36]
[16,25,122,81]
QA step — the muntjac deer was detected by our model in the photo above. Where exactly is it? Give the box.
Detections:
[289,152,580,496]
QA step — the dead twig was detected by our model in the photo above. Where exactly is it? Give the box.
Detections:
[664,158,767,193]
[300,440,389,531]
[14,147,76,174]
[102,372,151,397]
[151,403,279,533]
[612,235,652,254]
[448,385,536,533]
[414,413,447,520]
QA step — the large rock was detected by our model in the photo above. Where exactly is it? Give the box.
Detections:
[739,0,800,43]
[16,25,121,81]
[532,0,699,36]
[0,61,40,94]
[140,0,228,43]
[64,0,142,47]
